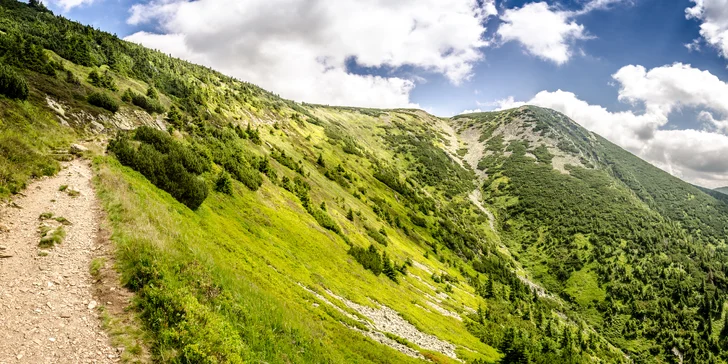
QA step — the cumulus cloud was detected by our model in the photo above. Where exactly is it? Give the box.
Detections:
[47,0,94,11]
[493,63,728,188]
[495,0,628,65]
[497,2,588,64]
[125,0,495,108]
[686,0,728,58]
[460,108,484,114]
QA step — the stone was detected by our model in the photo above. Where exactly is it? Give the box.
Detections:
[87,300,97,310]
[69,144,88,155]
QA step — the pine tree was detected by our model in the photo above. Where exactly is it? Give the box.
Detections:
[317,154,326,168]
[147,86,158,100]
[484,277,495,298]
[346,208,354,221]
[382,252,398,283]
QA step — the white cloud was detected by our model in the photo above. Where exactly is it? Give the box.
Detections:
[496,0,628,65]
[686,0,728,58]
[491,63,728,188]
[460,108,484,114]
[497,2,587,65]
[47,0,94,11]
[125,0,495,108]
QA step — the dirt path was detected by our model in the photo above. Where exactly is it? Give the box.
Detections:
[0,159,118,363]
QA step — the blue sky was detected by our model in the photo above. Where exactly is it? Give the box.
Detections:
[39,0,728,187]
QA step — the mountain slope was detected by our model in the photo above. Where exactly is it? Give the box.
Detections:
[2,1,728,363]
[452,107,728,362]
[716,187,728,195]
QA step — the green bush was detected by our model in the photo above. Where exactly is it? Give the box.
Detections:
[65,70,80,85]
[366,225,388,246]
[215,171,233,195]
[87,92,119,112]
[121,88,166,114]
[348,245,382,276]
[132,93,166,114]
[88,69,117,91]
[0,64,29,100]
[310,207,341,234]
[108,127,210,209]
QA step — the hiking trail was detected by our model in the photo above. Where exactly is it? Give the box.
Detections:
[0,159,118,363]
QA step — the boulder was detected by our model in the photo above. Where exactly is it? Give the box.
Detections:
[69,144,88,155]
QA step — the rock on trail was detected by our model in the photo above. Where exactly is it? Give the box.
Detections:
[0,159,117,363]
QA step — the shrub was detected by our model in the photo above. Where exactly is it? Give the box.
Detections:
[132,93,165,114]
[215,171,233,195]
[87,92,119,112]
[0,64,29,100]
[348,245,383,276]
[65,70,80,85]
[147,86,159,100]
[88,69,117,91]
[223,158,262,191]
[108,127,210,209]
[382,252,398,283]
[366,225,388,246]
[310,208,341,234]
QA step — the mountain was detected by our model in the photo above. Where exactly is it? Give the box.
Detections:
[2,1,728,363]
[717,187,728,195]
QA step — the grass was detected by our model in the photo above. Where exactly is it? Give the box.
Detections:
[39,225,65,248]
[90,257,105,277]
[67,189,80,197]
[54,216,72,225]
[93,130,498,363]
[99,306,150,362]
[0,92,76,198]
[59,184,68,191]
[39,212,71,225]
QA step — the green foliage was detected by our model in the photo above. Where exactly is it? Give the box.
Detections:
[146,86,158,100]
[381,251,398,283]
[0,64,28,100]
[0,135,60,195]
[39,225,65,248]
[87,92,119,112]
[476,106,728,362]
[65,70,80,85]
[130,91,165,114]
[271,148,303,174]
[88,69,117,91]
[122,88,165,114]
[108,127,209,209]
[382,120,474,197]
[366,225,389,246]
[348,245,383,276]
[214,171,233,195]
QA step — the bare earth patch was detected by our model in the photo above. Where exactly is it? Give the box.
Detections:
[0,159,118,363]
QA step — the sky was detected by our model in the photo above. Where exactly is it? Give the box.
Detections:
[38,0,728,188]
